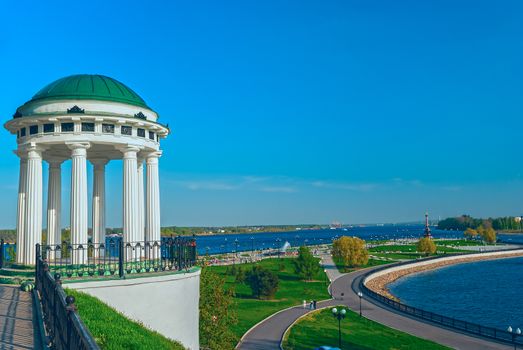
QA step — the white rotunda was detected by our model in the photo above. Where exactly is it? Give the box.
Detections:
[4,74,169,265]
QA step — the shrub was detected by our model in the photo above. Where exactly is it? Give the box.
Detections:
[200,268,237,349]
[417,237,436,256]
[332,236,369,268]
[294,246,319,281]
[245,266,279,299]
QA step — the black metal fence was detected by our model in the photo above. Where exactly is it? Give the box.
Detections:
[35,245,99,349]
[39,236,197,279]
[359,258,523,347]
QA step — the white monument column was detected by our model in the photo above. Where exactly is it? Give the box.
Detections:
[15,154,27,264]
[68,142,90,264]
[23,145,43,265]
[137,158,145,241]
[122,147,140,244]
[46,158,63,259]
[91,159,108,257]
[146,152,162,244]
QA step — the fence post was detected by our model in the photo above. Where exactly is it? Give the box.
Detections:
[36,243,41,269]
[65,295,77,349]
[0,239,4,269]
[118,238,124,278]
[177,237,182,271]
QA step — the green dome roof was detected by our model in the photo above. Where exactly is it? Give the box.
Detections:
[28,74,148,108]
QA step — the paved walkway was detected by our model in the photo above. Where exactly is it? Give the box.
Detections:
[0,285,34,349]
[238,258,512,350]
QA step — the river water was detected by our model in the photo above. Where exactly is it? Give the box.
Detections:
[194,225,463,255]
[388,256,523,330]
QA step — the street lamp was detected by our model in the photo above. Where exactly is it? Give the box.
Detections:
[324,269,327,286]
[357,291,363,316]
[507,326,521,350]
[250,236,255,262]
[332,307,347,348]
[276,238,282,259]
[234,238,239,264]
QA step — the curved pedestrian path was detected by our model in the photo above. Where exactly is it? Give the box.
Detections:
[238,255,512,350]
[0,285,35,349]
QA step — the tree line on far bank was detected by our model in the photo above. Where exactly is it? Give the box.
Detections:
[438,215,521,231]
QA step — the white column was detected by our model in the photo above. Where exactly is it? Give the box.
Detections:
[15,154,27,264]
[137,158,145,241]
[46,158,63,260]
[68,142,90,265]
[146,152,162,244]
[122,147,140,244]
[91,158,108,257]
[23,146,43,265]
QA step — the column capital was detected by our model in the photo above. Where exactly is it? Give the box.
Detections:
[13,150,27,161]
[18,143,46,159]
[66,142,90,157]
[118,145,141,159]
[66,141,91,150]
[46,157,66,167]
[145,151,163,163]
[90,158,109,167]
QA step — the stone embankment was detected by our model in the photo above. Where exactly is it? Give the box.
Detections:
[365,250,523,301]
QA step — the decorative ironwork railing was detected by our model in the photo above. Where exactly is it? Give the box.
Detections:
[35,245,99,349]
[39,236,197,279]
[359,258,523,347]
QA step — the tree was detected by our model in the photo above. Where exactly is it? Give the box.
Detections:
[293,246,320,281]
[245,266,279,299]
[481,227,497,244]
[464,228,478,240]
[199,268,237,350]
[332,236,369,268]
[417,237,436,256]
[235,266,246,283]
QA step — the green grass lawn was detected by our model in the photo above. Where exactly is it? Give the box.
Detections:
[65,289,184,350]
[208,258,330,341]
[370,252,421,260]
[333,257,391,273]
[368,244,418,253]
[368,243,463,255]
[283,307,451,350]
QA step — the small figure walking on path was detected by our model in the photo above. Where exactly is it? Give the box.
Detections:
[303,300,306,309]
[313,300,317,309]
[309,300,313,310]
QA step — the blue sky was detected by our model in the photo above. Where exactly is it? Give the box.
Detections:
[0,1,522,227]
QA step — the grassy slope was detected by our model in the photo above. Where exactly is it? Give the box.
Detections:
[208,258,330,340]
[66,289,184,350]
[283,307,451,350]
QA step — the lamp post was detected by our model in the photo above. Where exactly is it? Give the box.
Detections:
[276,238,282,259]
[331,307,347,348]
[250,236,255,262]
[234,238,239,264]
[508,326,521,350]
[357,292,363,316]
[324,269,327,286]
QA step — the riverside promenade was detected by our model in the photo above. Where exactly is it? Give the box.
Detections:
[238,254,512,350]
[0,285,34,349]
